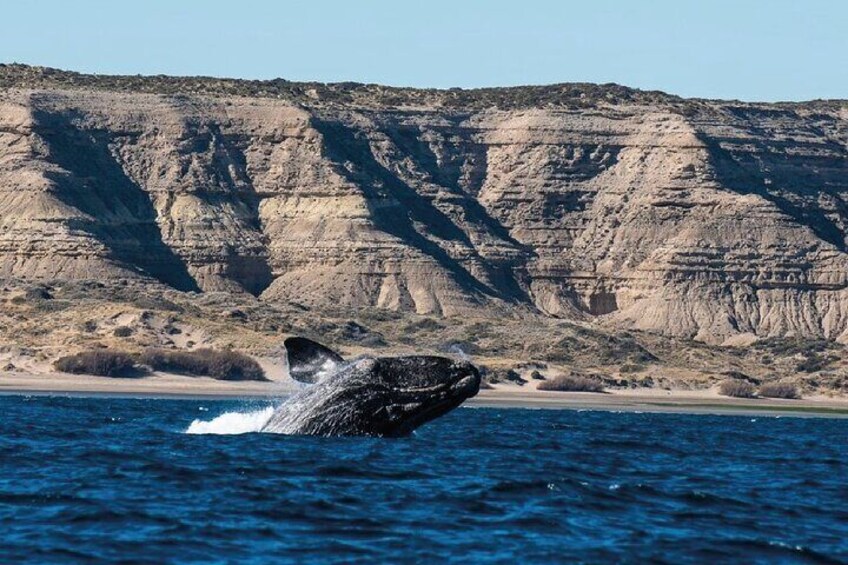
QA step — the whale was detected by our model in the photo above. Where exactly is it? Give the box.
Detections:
[283,336,346,384]
[261,338,481,437]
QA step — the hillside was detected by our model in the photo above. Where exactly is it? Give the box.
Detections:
[2,65,847,345]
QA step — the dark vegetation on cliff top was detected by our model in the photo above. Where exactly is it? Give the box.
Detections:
[3,63,840,111]
[0,63,677,109]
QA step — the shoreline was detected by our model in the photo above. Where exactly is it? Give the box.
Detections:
[470,390,848,418]
[2,372,847,418]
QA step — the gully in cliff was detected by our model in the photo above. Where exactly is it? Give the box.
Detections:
[261,337,481,437]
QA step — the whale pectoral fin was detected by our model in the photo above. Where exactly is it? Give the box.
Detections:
[284,337,346,384]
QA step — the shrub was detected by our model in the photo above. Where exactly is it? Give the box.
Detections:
[754,337,832,357]
[719,379,756,398]
[530,370,546,380]
[758,382,801,399]
[516,361,548,371]
[138,348,267,381]
[25,287,52,301]
[721,371,760,386]
[545,336,578,363]
[54,350,145,378]
[403,318,445,333]
[503,369,527,386]
[479,367,527,386]
[113,326,134,337]
[204,350,266,381]
[795,354,836,373]
[537,374,605,393]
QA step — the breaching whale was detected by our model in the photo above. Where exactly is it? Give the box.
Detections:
[261,337,481,437]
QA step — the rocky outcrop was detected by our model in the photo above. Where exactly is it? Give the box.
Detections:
[1,65,846,342]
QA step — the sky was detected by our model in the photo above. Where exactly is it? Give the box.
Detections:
[2,0,846,101]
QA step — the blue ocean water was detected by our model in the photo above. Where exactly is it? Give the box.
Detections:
[1,396,846,564]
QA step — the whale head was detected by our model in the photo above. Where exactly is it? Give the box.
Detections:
[353,356,482,437]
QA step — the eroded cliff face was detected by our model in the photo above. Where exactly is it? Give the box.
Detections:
[1,77,846,342]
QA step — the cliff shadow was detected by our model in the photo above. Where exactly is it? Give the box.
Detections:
[379,120,535,302]
[379,119,529,249]
[185,122,274,296]
[33,109,200,292]
[698,119,848,252]
[312,117,515,302]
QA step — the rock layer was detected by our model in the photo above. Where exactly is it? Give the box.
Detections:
[1,66,846,342]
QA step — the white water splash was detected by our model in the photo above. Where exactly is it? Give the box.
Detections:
[185,407,275,435]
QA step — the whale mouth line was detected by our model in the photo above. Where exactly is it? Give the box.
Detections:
[392,372,478,399]
[389,396,467,437]
[387,374,479,436]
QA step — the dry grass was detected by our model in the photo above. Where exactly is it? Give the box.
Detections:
[138,348,267,381]
[758,382,801,399]
[719,379,757,398]
[537,374,605,393]
[8,279,848,396]
[54,350,144,378]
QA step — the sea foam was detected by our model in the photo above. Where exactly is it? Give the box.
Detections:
[186,407,275,435]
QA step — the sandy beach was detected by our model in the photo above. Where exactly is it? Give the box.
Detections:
[2,370,847,418]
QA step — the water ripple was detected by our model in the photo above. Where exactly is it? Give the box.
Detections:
[1,397,847,562]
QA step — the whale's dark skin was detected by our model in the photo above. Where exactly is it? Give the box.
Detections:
[263,339,481,437]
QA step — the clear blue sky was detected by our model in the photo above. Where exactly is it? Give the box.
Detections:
[3,0,846,101]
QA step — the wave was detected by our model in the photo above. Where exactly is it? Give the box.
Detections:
[185,407,274,435]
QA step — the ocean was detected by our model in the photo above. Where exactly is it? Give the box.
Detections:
[1,395,846,563]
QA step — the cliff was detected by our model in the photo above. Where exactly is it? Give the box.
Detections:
[1,64,846,343]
